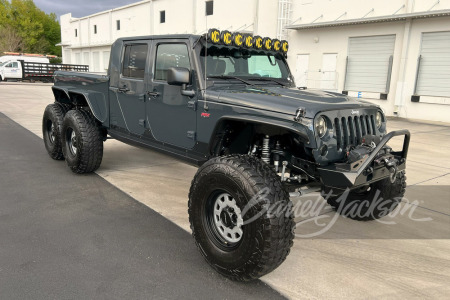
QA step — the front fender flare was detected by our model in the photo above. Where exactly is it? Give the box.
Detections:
[208,114,316,152]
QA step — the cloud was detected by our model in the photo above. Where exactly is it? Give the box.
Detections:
[34,0,140,19]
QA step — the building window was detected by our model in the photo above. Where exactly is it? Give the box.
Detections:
[122,44,148,79]
[160,10,165,23]
[75,29,77,37]
[206,1,213,16]
[116,20,120,31]
[94,25,97,34]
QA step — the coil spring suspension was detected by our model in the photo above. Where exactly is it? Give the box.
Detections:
[262,135,270,164]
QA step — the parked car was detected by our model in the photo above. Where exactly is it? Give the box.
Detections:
[42,29,410,281]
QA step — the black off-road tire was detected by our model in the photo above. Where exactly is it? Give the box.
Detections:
[324,172,406,221]
[188,154,295,281]
[42,103,69,160]
[61,110,103,174]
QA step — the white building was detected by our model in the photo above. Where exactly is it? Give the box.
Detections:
[59,0,450,123]
[59,0,279,72]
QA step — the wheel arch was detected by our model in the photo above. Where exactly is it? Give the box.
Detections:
[52,86,108,124]
[208,115,313,156]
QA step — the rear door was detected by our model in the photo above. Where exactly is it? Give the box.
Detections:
[115,42,151,135]
[147,40,197,149]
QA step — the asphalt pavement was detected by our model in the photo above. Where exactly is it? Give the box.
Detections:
[0,113,284,299]
[1,82,449,299]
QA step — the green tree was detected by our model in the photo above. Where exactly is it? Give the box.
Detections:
[0,0,61,56]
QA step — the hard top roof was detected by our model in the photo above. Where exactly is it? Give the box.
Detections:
[116,34,202,43]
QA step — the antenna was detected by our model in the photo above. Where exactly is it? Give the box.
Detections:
[203,15,209,111]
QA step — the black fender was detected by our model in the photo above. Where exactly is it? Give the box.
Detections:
[52,86,108,124]
[207,114,316,154]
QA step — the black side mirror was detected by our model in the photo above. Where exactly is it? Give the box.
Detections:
[167,67,190,86]
[166,67,195,97]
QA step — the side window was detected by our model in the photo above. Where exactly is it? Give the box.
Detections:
[5,63,12,68]
[154,43,190,81]
[12,62,18,68]
[122,44,148,79]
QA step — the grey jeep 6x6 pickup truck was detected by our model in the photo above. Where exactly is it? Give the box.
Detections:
[42,29,410,281]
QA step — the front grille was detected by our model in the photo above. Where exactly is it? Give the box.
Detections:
[334,114,376,150]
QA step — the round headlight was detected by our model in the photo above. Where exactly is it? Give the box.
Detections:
[376,111,383,129]
[316,116,328,138]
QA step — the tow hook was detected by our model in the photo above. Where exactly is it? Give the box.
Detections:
[383,157,398,183]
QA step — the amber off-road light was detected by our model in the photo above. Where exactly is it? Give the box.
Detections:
[243,35,254,48]
[272,39,281,52]
[253,36,263,50]
[281,40,289,54]
[232,32,244,47]
[221,30,232,46]
[263,37,273,51]
[208,28,221,44]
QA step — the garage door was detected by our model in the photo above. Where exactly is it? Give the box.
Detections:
[344,35,396,93]
[415,31,450,97]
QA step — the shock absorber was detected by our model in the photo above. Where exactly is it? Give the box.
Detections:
[261,135,270,164]
[273,141,281,172]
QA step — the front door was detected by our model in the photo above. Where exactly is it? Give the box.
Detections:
[147,41,197,149]
[115,42,150,135]
[4,61,21,79]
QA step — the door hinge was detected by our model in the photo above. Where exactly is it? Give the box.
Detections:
[187,131,196,140]
[187,100,197,111]
[139,119,146,127]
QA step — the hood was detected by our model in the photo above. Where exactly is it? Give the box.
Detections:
[205,85,378,118]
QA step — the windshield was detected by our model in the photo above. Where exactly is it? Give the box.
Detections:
[0,61,8,67]
[200,46,294,86]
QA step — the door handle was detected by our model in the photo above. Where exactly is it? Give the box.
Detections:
[147,91,160,98]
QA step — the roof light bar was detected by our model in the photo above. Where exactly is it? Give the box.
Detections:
[206,29,288,54]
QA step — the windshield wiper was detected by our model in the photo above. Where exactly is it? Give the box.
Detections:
[248,77,287,87]
[207,75,255,86]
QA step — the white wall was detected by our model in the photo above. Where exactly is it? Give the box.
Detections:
[287,21,406,116]
[286,0,450,123]
[59,0,450,122]
[397,17,450,122]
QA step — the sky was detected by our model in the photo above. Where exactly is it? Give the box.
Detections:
[34,0,141,19]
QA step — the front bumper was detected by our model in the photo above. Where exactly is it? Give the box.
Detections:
[317,130,410,190]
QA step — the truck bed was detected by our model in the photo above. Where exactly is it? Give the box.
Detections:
[21,62,89,82]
